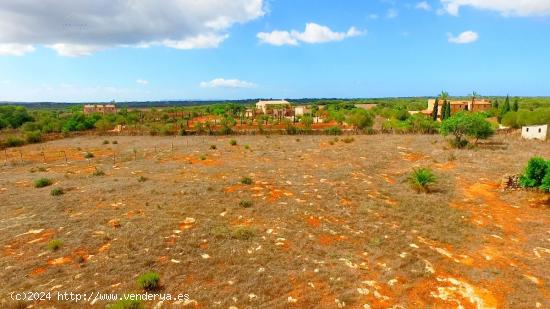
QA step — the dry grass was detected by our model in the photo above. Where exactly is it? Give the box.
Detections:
[0,134,549,308]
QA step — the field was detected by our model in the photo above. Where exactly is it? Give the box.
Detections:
[1,134,549,308]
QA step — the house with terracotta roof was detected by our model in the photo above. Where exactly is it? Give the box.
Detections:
[420,99,492,119]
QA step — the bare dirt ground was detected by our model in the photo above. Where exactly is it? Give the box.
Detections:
[0,134,549,309]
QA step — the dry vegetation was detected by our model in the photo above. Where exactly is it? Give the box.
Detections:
[0,134,549,308]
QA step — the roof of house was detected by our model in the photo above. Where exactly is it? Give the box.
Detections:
[257,100,290,105]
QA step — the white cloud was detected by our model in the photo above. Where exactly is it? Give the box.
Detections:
[0,43,35,56]
[136,79,149,85]
[416,1,432,11]
[440,0,550,16]
[368,14,380,19]
[200,78,257,89]
[258,23,364,46]
[47,44,103,57]
[162,33,230,50]
[448,31,479,44]
[386,9,399,18]
[257,31,298,46]
[0,0,265,56]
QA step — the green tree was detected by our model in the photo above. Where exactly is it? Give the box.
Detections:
[437,91,449,121]
[492,99,499,109]
[499,95,511,123]
[519,157,548,188]
[445,102,451,119]
[432,98,439,121]
[301,115,313,130]
[440,112,494,148]
[346,109,373,132]
[512,98,519,112]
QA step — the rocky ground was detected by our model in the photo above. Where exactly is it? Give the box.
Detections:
[0,134,549,308]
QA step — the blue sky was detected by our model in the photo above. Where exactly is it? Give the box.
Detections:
[0,0,549,102]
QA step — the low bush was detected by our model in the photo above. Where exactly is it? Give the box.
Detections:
[244,144,250,150]
[34,178,53,188]
[5,136,25,147]
[409,168,437,192]
[137,176,148,182]
[84,152,94,159]
[50,188,64,196]
[324,126,342,135]
[520,157,549,189]
[47,239,63,251]
[210,225,256,240]
[239,199,253,208]
[231,226,256,240]
[107,299,143,309]
[136,272,160,291]
[103,140,110,145]
[112,140,118,144]
[25,131,42,144]
[240,176,253,185]
[229,139,237,146]
[342,137,354,143]
[200,155,207,161]
[209,145,217,150]
[93,168,105,176]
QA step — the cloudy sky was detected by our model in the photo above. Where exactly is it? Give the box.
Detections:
[0,0,549,102]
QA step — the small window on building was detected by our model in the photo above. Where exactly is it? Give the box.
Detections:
[526,128,529,132]
[539,128,542,133]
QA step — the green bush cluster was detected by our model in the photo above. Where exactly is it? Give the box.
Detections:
[520,157,550,191]
[501,108,550,128]
[47,239,63,251]
[34,178,53,188]
[409,168,437,192]
[136,272,160,291]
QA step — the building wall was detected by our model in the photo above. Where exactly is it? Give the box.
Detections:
[522,125,548,141]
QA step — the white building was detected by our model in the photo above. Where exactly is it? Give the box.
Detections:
[294,106,310,116]
[521,124,548,141]
[256,100,291,114]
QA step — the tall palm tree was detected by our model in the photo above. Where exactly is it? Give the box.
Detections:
[469,91,480,111]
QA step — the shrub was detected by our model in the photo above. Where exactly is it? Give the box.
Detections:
[209,145,217,150]
[239,200,253,208]
[440,112,494,148]
[199,154,207,161]
[25,131,42,144]
[93,168,105,176]
[47,239,63,251]
[107,299,143,309]
[34,178,53,188]
[342,137,354,143]
[103,140,110,145]
[229,139,237,146]
[50,188,64,196]
[324,126,342,135]
[137,272,160,291]
[519,157,548,188]
[244,144,250,150]
[231,226,256,240]
[84,152,94,159]
[240,176,253,185]
[112,140,118,144]
[540,165,550,192]
[409,168,437,192]
[137,176,148,182]
[5,136,25,147]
